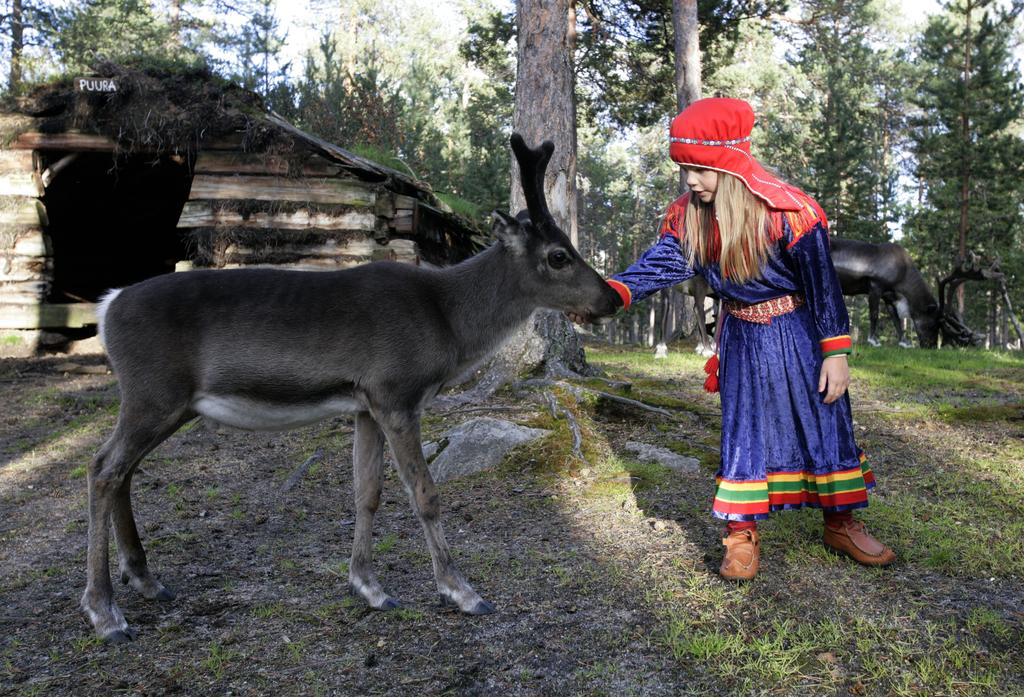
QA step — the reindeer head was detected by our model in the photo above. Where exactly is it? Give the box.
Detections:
[490,133,621,322]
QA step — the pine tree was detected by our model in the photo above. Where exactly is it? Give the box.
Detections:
[906,0,1024,327]
[228,0,292,113]
[792,0,907,242]
[0,0,56,93]
[51,0,203,72]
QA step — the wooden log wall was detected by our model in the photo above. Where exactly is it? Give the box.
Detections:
[0,149,57,328]
[0,127,479,332]
[179,149,422,270]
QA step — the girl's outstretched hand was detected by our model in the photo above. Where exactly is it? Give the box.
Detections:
[819,355,850,404]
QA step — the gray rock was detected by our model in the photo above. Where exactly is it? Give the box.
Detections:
[624,441,700,474]
[427,417,550,483]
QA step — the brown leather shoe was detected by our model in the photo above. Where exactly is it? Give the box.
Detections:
[720,529,760,580]
[823,518,896,566]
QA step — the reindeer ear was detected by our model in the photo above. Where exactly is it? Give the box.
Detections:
[491,210,528,254]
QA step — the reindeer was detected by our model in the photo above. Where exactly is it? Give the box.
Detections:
[80,134,621,642]
[830,238,940,349]
[664,239,941,354]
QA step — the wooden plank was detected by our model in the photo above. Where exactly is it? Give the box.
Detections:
[201,133,246,150]
[188,175,378,206]
[0,303,96,329]
[0,171,43,197]
[11,132,118,152]
[0,280,50,304]
[193,151,344,177]
[0,150,36,175]
[176,202,376,231]
[0,200,47,227]
[221,237,417,262]
[375,192,418,220]
[0,255,51,282]
[390,208,414,233]
[218,239,420,270]
[7,228,49,256]
[394,194,417,210]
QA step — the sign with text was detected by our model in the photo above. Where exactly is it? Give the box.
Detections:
[75,77,118,93]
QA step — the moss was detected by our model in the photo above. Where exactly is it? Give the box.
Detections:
[184,225,368,267]
[6,60,280,159]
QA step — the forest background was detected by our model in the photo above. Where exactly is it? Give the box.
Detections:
[2,0,1022,349]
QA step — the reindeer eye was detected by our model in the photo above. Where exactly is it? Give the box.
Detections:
[548,249,571,269]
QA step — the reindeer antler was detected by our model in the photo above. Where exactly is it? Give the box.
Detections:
[510,132,556,229]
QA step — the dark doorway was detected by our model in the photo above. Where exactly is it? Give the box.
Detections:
[41,151,193,304]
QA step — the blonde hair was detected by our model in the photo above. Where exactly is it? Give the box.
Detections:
[683,172,775,285]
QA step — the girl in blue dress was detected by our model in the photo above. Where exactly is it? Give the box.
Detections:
[601,98,895,579]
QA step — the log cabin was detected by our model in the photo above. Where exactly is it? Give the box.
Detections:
[0,63,485,353]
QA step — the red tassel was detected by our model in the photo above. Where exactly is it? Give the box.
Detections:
[703,354,719,393]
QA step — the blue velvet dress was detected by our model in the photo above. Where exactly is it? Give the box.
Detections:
[608,194,875,521]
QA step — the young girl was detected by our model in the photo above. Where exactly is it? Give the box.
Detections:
[599,98,895,579]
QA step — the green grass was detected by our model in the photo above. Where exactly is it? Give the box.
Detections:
[201,641,239,680]
[252,602,286,619]
[374,533,399,555]
[849,345,1023,406]
[434,191,483,221]
[347,143,418,178]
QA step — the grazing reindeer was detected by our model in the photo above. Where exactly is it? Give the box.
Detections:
[81,134,621,642]
[830,238,940,349]
[664,240,940,354]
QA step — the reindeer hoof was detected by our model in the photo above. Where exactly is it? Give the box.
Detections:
[103,628,134,644]
[467,599,496,615]
[121,571,176,601]
[154,587,176,602]
[349,583,400,611]
[439,594,496,615]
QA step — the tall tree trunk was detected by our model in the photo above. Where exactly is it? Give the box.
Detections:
[672,0,700,195]
[512,0,578,248]
[9,0,23,93]
[957,0,973,316]
[664,0,701,351]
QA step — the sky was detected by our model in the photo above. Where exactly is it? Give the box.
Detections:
[271,0,1020,78]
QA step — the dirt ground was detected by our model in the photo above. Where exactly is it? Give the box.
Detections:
[1,348,1022,696]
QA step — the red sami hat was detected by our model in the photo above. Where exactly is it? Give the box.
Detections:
[669,98,804,212]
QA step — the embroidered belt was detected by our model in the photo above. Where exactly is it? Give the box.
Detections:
[724,294,804,325]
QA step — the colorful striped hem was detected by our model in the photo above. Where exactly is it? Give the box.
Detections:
[606,279,632,310]
[712,453,875,521]
[820,335,853,357]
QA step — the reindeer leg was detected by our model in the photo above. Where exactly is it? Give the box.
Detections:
[694,288,713,356]
[348,411,399,610]
[82,404,186,642]
[868,287,883,347]
[892,297,914,348]
[377,410,495,615]
[113,469,175,602]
